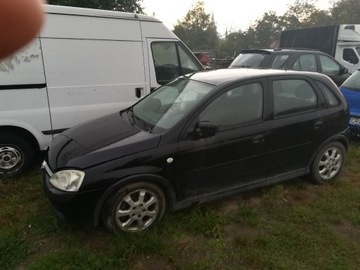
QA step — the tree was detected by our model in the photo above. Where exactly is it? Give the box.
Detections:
[47,0,144,13]
[217,0,332,57]
[252,11,283,48]
[281,0,332,29]
[173,1,218,51]
[330,0,360,24]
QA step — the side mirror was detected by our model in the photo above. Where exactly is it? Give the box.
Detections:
[193,121,218,138]
[340,67,349,75]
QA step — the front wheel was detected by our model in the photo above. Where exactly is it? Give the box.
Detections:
[102,182,166,233]
[310,142,346,184]
[0,134,35,178]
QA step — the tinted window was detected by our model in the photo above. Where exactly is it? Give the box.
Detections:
[273,79,317,117]
[293,54,317,71]
[271,54,290,69]
[229,53,267,68]
[316,81,340,107]
[319,54,341,75]
[199,83,263,128]
[343,48,359,64]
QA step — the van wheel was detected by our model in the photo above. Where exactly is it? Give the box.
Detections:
[102,182,166,233]
[0,134,34,177]
[310,142,345,184]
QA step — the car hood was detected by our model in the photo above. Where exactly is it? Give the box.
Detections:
[340,86,360,116]
[47,112,161,169]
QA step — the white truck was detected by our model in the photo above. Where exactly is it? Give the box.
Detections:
[0,5,204,177]
[280,24,360,74]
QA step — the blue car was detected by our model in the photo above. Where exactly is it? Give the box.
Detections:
[340,70,360,137]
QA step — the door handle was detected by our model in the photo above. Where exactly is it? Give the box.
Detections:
[314,120,323,130]
[252,134,265,144]
[135,87,143,98]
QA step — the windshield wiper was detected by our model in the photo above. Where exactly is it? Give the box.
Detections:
[128,107,153,133]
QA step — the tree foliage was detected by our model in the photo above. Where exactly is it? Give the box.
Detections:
[218,0,360,58]
[330,0,360,24]
[173,1,218,51]
[47,0,144,13]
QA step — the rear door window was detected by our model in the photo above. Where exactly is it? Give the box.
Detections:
[293,54,317,72]
[272,79,317,117]
[270,54,290,69]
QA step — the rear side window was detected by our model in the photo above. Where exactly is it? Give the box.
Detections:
[229,53,267,68]
[271,54,290,69]
[273,79,317,117]
[316,81,340,107]
[293,54,317,72]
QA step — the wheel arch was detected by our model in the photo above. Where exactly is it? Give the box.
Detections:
[93,173,177,227]
[0,126,40,154]
[309,134,349,168]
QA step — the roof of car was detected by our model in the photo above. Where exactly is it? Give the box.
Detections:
[186,68,325,86]
[241,48,320,54]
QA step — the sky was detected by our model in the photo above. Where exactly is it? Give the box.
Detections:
[142,0,333,36]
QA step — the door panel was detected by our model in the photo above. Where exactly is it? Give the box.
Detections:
[174,82,269,199]
[268,78,320,176]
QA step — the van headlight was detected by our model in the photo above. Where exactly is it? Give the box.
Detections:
[49,170,85,192]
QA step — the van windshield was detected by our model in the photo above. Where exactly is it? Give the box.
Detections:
[131,78,214,133]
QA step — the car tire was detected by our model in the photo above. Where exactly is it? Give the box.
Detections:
[310,141,346,184]
[0,134,34,177]
[102,182,166,233]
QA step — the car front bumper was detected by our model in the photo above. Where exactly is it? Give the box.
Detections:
[41,161,106,227]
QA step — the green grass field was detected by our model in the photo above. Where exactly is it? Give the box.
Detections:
[1,141,360,270]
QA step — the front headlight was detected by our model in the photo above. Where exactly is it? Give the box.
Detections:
[49,170,85,192]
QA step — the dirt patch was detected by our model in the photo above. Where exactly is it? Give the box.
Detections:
[130,255,175,270]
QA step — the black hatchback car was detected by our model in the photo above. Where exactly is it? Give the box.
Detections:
[42,68,350,233]
[229,48,350,86]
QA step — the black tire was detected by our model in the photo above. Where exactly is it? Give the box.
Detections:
[102,182,166,233]
[310,141,346,184]
[0,134,34,178]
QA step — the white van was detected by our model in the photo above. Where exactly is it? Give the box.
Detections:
[0,5,204,177]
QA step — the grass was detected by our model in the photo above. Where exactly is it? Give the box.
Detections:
[1,141,360,269]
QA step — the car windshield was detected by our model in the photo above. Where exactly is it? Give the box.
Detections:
[229,52,267,68]
[342,71,360,92]
[130,78,214,133]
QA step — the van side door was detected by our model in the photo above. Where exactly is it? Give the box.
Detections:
[146,39,204,90]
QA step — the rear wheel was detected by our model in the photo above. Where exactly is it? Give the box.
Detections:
[0,134,34,177]
[310,142,346,184]
[102,182,166,233]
